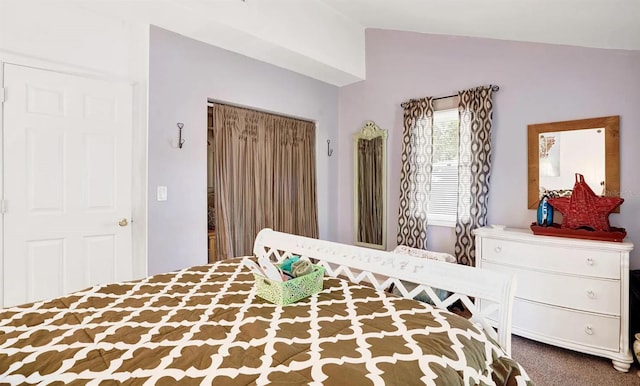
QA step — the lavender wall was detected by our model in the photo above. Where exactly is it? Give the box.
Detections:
[148,27,339,275]
[338,29,640,268]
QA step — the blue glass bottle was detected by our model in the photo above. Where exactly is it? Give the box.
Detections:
[536,195,554,227]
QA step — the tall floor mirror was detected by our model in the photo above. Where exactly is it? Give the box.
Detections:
[354,121,387,250]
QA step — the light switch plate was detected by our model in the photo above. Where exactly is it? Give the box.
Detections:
[157,186,167,201]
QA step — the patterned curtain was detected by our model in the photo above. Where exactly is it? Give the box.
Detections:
[455,86,495,266]
[397,97,434,249]
[213,104,318,260]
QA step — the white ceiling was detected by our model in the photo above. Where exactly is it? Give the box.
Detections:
[323,0,640,51]
[74,0,640,86]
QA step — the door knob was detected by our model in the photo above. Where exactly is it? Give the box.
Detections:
[118,218,129,227]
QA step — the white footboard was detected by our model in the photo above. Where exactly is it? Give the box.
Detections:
[253,228,517,355]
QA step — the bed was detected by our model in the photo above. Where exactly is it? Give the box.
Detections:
[0,229,532,385]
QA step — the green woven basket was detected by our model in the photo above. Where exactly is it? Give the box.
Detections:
[254,265,325,305]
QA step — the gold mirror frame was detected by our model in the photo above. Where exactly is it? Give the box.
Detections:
[527,115,620,209]
[354,121,388,250]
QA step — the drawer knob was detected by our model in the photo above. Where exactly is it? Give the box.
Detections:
[585,325,594,335]
[586,290,596,299]
[586,258,594,266]
[494,246,502,253]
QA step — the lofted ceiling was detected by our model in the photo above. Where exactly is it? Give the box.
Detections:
[323,0,640,51]
[67,0,640,86]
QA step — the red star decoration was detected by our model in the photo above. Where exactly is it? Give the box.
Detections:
[548,174,623,232]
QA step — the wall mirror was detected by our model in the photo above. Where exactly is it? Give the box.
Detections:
[527,116,620,209]
[354,121,388,250]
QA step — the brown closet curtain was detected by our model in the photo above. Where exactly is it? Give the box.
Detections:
[357,137,383,245]
[213,104,318,260]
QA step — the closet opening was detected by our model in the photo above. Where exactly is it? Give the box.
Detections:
[207,103,216,262]
[206,101,319,261]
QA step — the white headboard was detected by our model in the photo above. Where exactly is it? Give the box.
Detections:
[253,228,517,355]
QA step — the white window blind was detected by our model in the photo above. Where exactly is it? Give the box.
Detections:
[428,108,459,226]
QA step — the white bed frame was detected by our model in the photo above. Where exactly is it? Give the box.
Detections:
[253,228,517,355]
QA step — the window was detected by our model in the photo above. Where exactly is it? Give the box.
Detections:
[428,108,459,227]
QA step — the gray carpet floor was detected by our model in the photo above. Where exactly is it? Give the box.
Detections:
[511,335,640,386]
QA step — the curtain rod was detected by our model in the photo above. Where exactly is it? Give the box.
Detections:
[400,85,500,108]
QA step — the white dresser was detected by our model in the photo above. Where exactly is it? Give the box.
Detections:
[474,227,634,372]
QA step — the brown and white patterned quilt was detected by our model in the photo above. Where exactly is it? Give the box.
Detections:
[0,258,533,385]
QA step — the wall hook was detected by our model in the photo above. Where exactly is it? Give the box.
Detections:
[327,139,333,157]
[177,122,185,149]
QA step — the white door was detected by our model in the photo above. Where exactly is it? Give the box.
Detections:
[2,64,133,307]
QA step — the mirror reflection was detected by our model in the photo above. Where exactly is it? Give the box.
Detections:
[354,121,387,250]
[539,128,605,197]
[528,116,620,209]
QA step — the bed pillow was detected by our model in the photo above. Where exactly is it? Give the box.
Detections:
[390,245,456,305]
[392,245,457,263]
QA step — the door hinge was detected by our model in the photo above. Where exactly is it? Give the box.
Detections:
[0,87,5,103]
[0,200,6,214]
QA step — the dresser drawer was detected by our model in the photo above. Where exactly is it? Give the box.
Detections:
[481,238,620,279]
[474,227,633,367]
[483,262,620,315]
[512,299,620,352]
